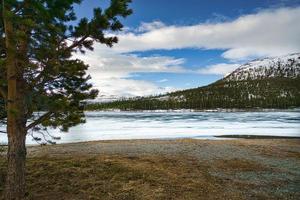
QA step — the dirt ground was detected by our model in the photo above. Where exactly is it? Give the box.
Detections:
[0,139,299,199]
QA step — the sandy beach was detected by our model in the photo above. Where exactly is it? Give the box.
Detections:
[1,138,300,199]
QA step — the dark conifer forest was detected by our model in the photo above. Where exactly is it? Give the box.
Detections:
[87,77,300,110]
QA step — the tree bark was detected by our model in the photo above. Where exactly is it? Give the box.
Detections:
[3,1,27,199]
[5,126,27,200]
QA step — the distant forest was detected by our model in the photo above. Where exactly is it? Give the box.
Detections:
[86,78,300,110]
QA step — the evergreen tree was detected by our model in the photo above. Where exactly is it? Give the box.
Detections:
[0,0,132,199]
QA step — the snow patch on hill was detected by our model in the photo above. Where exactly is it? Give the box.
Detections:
[224,53,300,81]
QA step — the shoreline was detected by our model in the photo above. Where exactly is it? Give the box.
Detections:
[23,137,300,157]
[84,107,300,113]
[214,135,300,139]
[1,135,300,147]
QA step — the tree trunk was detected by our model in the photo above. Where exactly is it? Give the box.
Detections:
[3,2,28,199]
[5,125,27,200]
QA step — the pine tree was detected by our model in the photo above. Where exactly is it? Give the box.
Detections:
[0,0,132,199]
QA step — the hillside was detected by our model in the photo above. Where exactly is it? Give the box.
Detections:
[223,53,300,81]
[87,53,300,110]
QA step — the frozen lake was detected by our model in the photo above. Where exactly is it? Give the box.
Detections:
[1,110,300,144]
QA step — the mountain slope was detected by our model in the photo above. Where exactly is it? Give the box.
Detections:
[87,53,300,110]
[223,53,300,81]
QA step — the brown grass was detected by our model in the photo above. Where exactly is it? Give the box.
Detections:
[214,158,268,172]
[0,154,283,200]
[0,139,299,199]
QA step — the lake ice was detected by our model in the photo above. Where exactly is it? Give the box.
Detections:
[1,110,300,144]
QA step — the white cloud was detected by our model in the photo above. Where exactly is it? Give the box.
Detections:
[197,63,240,76]
[136,21,166,32]
[75,46,186,79]
[111,7,300,60]
[74,6,300,99]
[157,79,168,83]
[93,78,176,99]
[73,47,185,99]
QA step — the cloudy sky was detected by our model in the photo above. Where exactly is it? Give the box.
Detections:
[74,0,300,100]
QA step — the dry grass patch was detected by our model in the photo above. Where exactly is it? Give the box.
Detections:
[1,139,299,200]
[214,158,269,172]
[0,155,248,200]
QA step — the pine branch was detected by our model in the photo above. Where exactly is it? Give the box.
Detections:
[65,35,88,52]
[0,87,6,99]
[26,111,52,131]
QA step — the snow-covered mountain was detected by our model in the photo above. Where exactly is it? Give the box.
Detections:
[224,53,300,82]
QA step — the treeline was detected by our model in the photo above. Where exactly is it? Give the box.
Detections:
[86,78,300,110]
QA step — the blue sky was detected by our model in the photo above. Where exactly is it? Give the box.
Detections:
[73,0,300,99]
